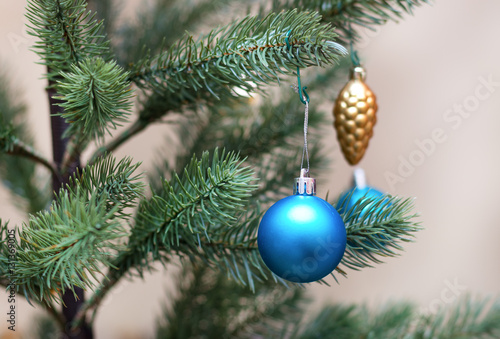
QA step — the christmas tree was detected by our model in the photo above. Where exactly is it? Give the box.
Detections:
[1,0,499,338]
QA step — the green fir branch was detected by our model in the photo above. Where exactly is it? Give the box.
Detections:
[0,220,11,285]
[152,264,500,338]
[155,261,304,339]
[0,71,51,213]
[2,220,65,329]
[26,0,110,83]
[415,297,500,338]
[89,9,348,160]
[90,119,148,163]
[336,194,420,272]
[1,136,59,181]
[131,9,347,120]
[69,154,145,219]
[32,315,62,339]
[13,187,126,304]
[206,96,324,160]
[271,0,430,44]
[125,149,257,274]
[149,79,330,200]
[172,207,266,291]
[175,192,420,287]
[86,0,116,40]
[294,296,500,339]
[55,57,133,142]
[294,302,415,338]
[75,149,258,325]
[115,0,237,66]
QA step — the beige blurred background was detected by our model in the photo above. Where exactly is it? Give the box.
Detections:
[1,1,500,338]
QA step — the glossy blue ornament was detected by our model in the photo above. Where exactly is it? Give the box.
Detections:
[337,168,385,217]
[257,170,346,283]
[337,168,389,251]
[337,186,384,216]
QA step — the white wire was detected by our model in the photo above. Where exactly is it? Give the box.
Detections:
[300,100,309,172]
[292,84,309,173]
[292,83,310,172]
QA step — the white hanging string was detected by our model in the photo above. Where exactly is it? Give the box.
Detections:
[301,100,309,172]
[292,84,310,172]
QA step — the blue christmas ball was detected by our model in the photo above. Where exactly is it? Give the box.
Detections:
[257,195,346,283]
[337,186,384,217]
[337,185,389,251]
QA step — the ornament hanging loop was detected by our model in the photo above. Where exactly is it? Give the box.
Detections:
[285,30,310,105]
[296,72,309,104]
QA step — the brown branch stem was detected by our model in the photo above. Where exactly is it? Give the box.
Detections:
[72,273,118,330]
[7,139,62,182]
[89,119,148,164]
[61,134,84,175]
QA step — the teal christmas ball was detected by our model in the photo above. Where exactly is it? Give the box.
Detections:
[337,185,388,251]
[337,186,384,216]
[257,195,346,283]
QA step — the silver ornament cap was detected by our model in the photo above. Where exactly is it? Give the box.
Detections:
[294,168,316,196]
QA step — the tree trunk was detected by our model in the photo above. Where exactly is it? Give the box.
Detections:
[47,85,93,339]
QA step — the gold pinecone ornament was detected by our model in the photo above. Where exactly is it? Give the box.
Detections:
[333,66,378,165]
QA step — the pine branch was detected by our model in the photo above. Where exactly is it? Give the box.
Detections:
[55,57,134,171]
[69,154,145,219]
[55,57,133,142]
[155,261,304,339]
[336,194,420,273]
[294,296,500,338]
[125,149,257,273]
[33,315,62,339]
[89,119,148,163]
[294,302,415,338]
[115,0,236,66]
[177,193,420,285]
[13,186,125,305]
[173,193,420,288]
[172,208,267,291]
[83,9,347,160]
[26,0,111,83]
[0,71,51,213]
[86,0,116,40]
[1,221,66,329]
[74,149,258,325]
[1,135,60,182]
[130,9,347,121]
[153,265,500,338]
[415,297,500,338]
[149,73,333,198]
[0,220,11,283]
[7,155,143,305]
[271,0,430,44]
